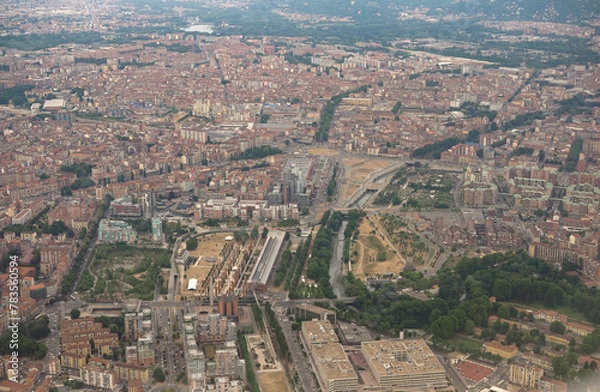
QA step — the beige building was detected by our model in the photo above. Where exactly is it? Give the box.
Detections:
[311,343,358,392]
[78,364,119,391]
[510,361,543,389]
[361,339,447,389]
[301,319,339,351]
[114,362,151,383]
[482,341,518,359]
[295,303,337,323]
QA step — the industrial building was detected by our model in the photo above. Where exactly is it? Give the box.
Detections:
[247,230,286,292]
[361,339,447,389]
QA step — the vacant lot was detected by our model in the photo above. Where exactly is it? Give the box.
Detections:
[183,233,232,296]
[258,371,292,392]
[351,218,404,279]
[308,147,338,156]
[189,233,232,258]
[339,158,397,203]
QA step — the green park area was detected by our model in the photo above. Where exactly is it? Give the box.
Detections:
[77,243,171,301]
[373,165,457,210]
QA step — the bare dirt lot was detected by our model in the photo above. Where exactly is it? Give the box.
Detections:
[182,233,232,295]
[308,148,339,156]
[339,158,398,203]
[246,334,292,392]
[351,217,405,279]
[258,370,292,392]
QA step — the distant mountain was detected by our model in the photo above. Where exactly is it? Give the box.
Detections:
[270,0,600,23]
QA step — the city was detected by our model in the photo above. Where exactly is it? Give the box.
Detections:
[0,1,600,392]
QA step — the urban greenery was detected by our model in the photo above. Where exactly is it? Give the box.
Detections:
[264,302,291,362]
[61,194,113,296]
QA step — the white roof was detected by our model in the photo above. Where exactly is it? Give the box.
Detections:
[187,278,198,290]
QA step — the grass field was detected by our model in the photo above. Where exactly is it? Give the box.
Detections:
[502,301,586,322]
[365,235,386,253]
[377,214,431,266]
[449,335,483,353]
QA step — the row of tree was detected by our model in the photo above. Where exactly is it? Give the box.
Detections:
[315,85,369,141]
[61,194,113,295]
[304,211,338,299]
[238,331,260,392]
[264,302,291,362]
[342,210,363,263]
[285,236,311,299]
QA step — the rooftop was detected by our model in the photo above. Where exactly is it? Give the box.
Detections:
[312,343,357,382]
[361,339,445,377]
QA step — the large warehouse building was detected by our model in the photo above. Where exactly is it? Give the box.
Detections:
[247,230,286,292]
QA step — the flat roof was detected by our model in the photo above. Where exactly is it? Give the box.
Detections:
[361,339,445,378]
[295,303,335,316]
[312,343,357,382]
[249,230,286,286]
[301,320,338,346]
[187,278,198,290]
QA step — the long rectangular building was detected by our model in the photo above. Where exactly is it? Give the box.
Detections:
[311,343,358,392]
[247,230,286,292]
[300,319,339,352]
[361,339,447,389]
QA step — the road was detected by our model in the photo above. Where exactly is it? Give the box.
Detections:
[69,201,110,295]
[277,307,318,392]
[432,350,468,392]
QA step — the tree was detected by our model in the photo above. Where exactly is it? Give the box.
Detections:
[492,279,513,301]
[550,321,566,335]
[466,129,480,143]
[552,357,570,378]
[538,150,545,162]
[153,367,166,382]
[70,308,80,320]
[465,319,475,335]
[261,227,269,239]
[186,237,198,251]
[431,316,456,339]
[497,305,510,320]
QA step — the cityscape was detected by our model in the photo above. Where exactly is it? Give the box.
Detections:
[1,1,600,392]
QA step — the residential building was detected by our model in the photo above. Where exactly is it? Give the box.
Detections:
[510,361,543,389]
[78,363,119,391]
[98,219,137,243]
[482,341,518,359]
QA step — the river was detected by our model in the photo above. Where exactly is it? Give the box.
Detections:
[330,220,347,298]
